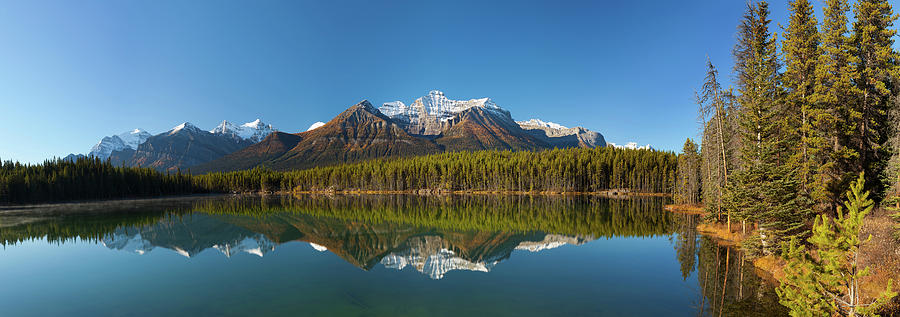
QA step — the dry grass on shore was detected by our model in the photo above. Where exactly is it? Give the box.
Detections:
[860,208,900,314]
[692,208,900,314]
[663,204,706,215]
[696,222,747,247]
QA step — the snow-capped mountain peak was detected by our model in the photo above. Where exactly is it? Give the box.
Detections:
[608,142,653,150]
[379,101,409,118]
[378,90,511,136]
[379,90,507,123]
[210,120,239,135]
[170,122,201,135]
[307,121,326,131]
[88,128,152,159]
[210,119,276,142]
[241,119,264,129]
[517,118,568,130]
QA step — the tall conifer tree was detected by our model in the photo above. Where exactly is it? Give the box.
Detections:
[675,138,701,205]
[782,0,820,203]
[812,0,860,210]
[727,1,811,254]
[696,60,733,220]
[851,0,899,198]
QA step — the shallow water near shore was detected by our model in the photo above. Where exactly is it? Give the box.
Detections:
[0,195,787,316]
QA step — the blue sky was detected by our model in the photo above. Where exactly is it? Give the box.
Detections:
[1,0,897,163]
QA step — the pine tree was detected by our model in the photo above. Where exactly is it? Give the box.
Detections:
[778,173,896,317]
[850,0,900,199]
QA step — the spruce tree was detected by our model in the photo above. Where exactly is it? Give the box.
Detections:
[811,0,861,210]
[727,1,811,254]
[850,0,899,199]
[675,138,701,205]
[782,0,820,201]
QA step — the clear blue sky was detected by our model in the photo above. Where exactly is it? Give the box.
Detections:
[1,0,897,163]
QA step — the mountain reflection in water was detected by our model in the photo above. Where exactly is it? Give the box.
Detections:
[0,194,788,316]
[96,210,593,279]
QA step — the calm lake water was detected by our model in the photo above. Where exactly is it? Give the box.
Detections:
[0,195,787,316]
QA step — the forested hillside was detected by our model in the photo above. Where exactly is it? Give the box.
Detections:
[0,157,195,204]
[195,147,676,194]
[1,146,675,204]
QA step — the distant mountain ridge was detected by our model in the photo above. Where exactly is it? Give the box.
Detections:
[517,119,606,148]
[65,119,278,171]
[192,90,606,173]
[122,122,254,171]
[210,119,276,143]
[66,90,610,173]
[607,142,653,150]
[89,129,152,160]
[197,90,608,173]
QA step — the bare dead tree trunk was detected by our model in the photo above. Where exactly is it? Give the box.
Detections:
[719,247,730,317]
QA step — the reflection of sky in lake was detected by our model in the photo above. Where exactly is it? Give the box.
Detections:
[0,196,785,316]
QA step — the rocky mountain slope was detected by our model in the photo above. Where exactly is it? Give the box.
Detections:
[210,119,276,143]
[436,106,548,151]
[200,91,606,172]
[517,118,606,148]
[66,119,277,171]
[88,129,152,160]
[121,122,254,171]
[67,91,608,173]
[379,90,508,136]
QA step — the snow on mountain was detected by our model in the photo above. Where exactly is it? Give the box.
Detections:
[101,226,276,258]
[516,118,568,130]
[213,236,277,258]
[515,234,592,252]
[380,90,506,123]
[307,121,326,131]
[120,129,152,149]
[84,119,274,162]
[88,129,152,159]
[169,122,203,135]
[210,119,276,142]
[379,90,511,136]
[381,248,497,280]
[309,242,328,251]
[517,118,606,148]
[608,142,653,150]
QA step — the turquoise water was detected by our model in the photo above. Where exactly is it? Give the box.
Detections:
[0,195,786,316]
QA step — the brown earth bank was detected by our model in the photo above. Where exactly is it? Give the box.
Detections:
[679,206,900,314]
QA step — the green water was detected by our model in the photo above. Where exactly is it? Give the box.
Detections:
[0,195,787,316]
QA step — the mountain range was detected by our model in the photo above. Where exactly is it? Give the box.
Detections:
[67,119,277,171]
[68,91,611,172]
[195,90,607,172]
[100,211,592,279]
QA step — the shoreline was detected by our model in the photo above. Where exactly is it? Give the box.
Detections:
[669,204,899,312]
[0,194,226,215]
[292,189,671,197]
[0,190,672,212]
[663,204,705,215]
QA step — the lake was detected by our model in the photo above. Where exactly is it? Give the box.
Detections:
[0,195,786,316]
